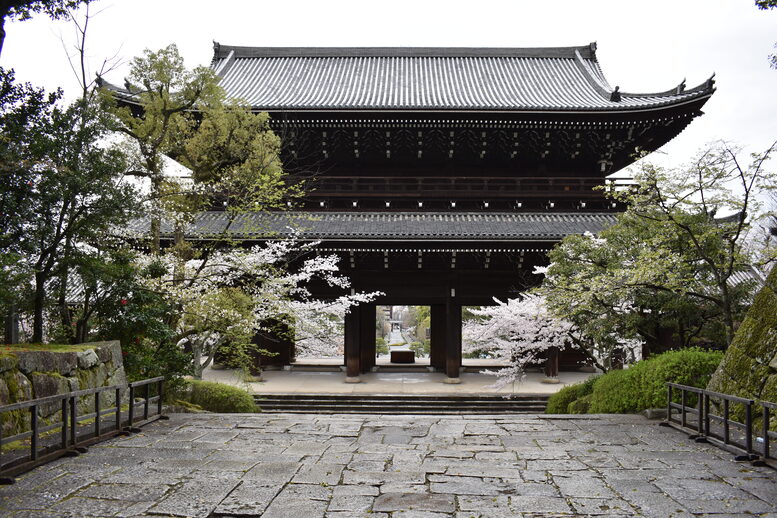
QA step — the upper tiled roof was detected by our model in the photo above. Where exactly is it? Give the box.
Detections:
[126,211,617,241]
[210,43,714,113]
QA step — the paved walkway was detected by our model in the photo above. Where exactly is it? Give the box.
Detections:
[1,413,776,517]
[204,367,595,395]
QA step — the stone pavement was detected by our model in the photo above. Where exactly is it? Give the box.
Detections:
[1,413,776,518]
[203,367,596,395]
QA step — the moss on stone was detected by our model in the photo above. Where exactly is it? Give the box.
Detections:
[707,267,777,411]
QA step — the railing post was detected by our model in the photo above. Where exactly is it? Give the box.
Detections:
[157,379,164,416]
[704,393,710,437]
[115,388,121,434]
[144,383,150,420]
[697,390,704,436]
[745,401,753,455]
[723,399,730,444]
[681,389,687,428]
[94,391,101,438]
[667,385,672,422]
[127,385,135,430]
[30,405,38,461]
[61,398,68,448]
[69,396,77,447]
[763,406,770,460]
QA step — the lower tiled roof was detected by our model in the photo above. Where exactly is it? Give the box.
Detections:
[126,211,617,241]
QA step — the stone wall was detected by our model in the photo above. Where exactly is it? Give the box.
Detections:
[0,341,127,436]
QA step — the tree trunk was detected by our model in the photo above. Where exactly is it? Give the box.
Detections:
[32,271,46,343]
[720,282,735,345]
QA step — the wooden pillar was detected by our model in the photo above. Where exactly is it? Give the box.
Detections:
[344,306,361,382]
[444,298,462,384]
[429,304,446,371]
[359,303,376,373]
[543,346,560,384]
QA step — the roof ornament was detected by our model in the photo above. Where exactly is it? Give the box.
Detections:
[676,78,686,94]
[213,41,220,54]
[706,73,716,90]
[610,86,621,102]
[589,42,597,53]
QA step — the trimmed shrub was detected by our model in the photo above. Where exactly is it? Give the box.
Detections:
[568,394,593,414]
[588,368,639,413]
[183,380,259,413]
[546,376,598,414]
[587,348,722,414]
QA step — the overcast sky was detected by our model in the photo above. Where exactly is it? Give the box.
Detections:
[1,0,775,171]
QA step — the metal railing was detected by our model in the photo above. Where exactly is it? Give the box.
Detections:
[664,383,776,468]
[0,376,166,483]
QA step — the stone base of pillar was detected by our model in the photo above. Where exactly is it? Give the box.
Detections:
[344,376,362,384]
[443,377,462,384]
[541,376,561,384]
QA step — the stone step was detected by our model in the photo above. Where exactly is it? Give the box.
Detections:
[253,394,549,414]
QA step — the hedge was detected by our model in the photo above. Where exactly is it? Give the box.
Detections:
[182,380,259,413]
[547,348,723,414]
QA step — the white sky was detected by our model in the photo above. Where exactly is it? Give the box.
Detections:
[1,0,776,171]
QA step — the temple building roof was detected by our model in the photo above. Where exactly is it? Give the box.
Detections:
[127,211,618,242]
[209,43,715,113]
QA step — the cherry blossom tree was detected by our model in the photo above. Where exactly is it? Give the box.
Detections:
[462,293,575,388]
[138,236,380,377]
[463,292,642,387]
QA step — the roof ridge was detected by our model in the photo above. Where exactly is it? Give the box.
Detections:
[212,43,598,60]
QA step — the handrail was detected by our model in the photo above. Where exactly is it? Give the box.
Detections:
[0,377,167,483]
[664,382,775,469]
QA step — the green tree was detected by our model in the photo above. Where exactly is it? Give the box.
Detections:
[543,142,774,353]
[101,44,220,253]
[0,68,138,343]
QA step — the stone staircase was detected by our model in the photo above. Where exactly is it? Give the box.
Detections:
[253,393,549,414]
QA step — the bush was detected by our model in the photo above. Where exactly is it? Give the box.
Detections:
[546,376,598,413]
[182,380,259,413]
[587,348,723,413]
[568,394,593,414]
[588,368,640,413]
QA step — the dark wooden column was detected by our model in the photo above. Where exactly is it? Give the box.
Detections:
[543,346,560,383]
[444,298,462,383]
[359,303,376,373]
[344,306,362,382]
[429,304,446,371]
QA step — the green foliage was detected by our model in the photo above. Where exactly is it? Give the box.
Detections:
[587,348,723,413]
[94,254,186,384]
[546,376,598,414]
[183,380,258,413]
[568,394,593,414]
[588,369,641,413]
[408,341,430,357]
[0,66,140,342]
[375,337,388,356]
[542,143,770,363]
[549,349,723,414]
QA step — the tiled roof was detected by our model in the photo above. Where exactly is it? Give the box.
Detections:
[208,44,714,112]
[126,211,618,241]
